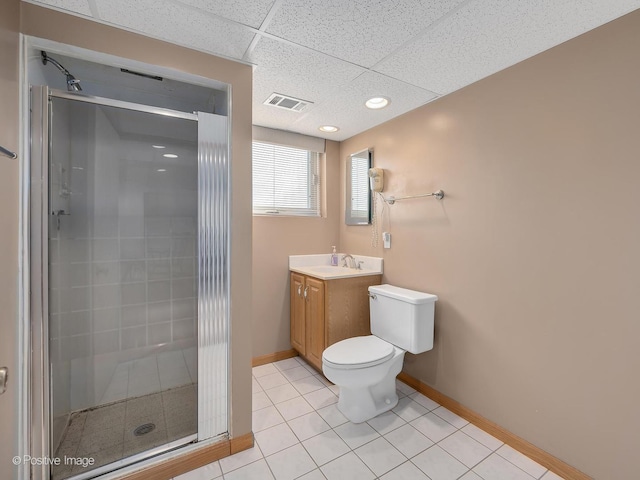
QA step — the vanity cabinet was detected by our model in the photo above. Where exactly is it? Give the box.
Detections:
[290,272,382,371]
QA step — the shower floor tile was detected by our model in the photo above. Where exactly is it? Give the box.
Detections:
[53,384,196,480]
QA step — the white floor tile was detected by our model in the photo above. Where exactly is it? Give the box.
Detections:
[438,430,492,468]
[316,404,349,428]
[334,421,380,449]
[273,357,302,371]
[497,444,547,479]
[257,371,289,390]
[379,461,430,480]
[297,469,328,480]
[255,423,299,457]
[252,391,272,412]
[287,411,331,441]
[321,451,375,480]
[383,424,434,459]
[396,380,416,396]
[392,396,429,422]
[461,423,504,451]
[252,405,285,432]
[265,383,300,404]
[302,430,350,466]
[292,375,325,395]
[281,366,314,382]
[304,387,338,410]
[410,412,458,443]
[173,461,221,479]
[412,445,469,480]
[224,458,274,480]
[275,395,314,421]
[354,437,407,477]
[473,453,537,480]
[266,443,316,480]
[219,445,263,474]
[314,374,333,387]
[328,384,340,395]
[240,360,554,480]
[252,377,263,393]
[409,392,440,411]
[366,410,406,435]
[433,406,469,429]
[459,471,484,480]
[252,364,278,378]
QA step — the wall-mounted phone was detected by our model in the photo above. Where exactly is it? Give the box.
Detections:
[368,167,384,193]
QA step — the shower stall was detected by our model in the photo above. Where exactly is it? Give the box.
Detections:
[29,84,230,479]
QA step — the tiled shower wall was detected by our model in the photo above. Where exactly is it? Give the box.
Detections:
[49,103,198,431]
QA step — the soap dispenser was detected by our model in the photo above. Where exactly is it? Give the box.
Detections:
[331,246,338,266]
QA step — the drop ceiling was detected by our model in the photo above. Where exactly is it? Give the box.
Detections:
[25,0,640,141]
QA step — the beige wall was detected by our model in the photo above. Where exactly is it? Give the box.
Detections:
[252,140,341,357]
[339,10,640,480]
[0,0,21,478]
[20,3,254,437]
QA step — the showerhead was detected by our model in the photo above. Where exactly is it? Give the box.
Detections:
[41,51,83,92]
[66,74,82,92]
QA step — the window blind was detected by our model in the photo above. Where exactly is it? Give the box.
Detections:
[253,141,320,216]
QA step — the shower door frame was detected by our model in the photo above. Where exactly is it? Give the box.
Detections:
[29,85,231,480]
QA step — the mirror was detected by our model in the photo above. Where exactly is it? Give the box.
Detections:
[345,148,372,225]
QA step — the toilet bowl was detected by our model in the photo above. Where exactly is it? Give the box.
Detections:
[323,335,405,423]
[321,284,437,424]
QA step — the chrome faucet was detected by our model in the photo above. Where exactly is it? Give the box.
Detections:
[341,254,356,269]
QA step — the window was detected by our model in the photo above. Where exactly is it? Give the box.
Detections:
[252,141,320,216]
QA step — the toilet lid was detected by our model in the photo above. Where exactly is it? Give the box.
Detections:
[322,336,395,370]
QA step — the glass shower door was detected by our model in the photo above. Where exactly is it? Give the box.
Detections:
[48,96,200,479]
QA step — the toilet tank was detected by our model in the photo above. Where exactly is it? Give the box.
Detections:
[369,284,438,354]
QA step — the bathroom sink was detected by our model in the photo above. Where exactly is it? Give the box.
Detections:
[289,254,383,280]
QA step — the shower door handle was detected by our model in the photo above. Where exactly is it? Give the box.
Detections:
[0,367,7,395]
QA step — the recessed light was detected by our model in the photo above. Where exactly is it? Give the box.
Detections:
[156,169,167,172]
[163,154,178,158]
[152,145,166,149]
[318,125,339,133]
[365,97,390,109]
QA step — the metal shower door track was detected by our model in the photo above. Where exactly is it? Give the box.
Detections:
[48,89,198,121]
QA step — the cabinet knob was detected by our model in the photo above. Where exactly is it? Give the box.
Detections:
[297,285,302,297]
[303,286,309,299]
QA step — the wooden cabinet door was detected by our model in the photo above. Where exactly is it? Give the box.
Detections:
[290,272,306,355]
[305,277,325,370]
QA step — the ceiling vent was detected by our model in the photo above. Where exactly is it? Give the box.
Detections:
[264,93,312,112]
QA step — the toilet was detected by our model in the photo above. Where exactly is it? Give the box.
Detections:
[322,284,437,423]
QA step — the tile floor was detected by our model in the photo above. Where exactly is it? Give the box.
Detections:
[173,356,565,480]
[53,384,197,480]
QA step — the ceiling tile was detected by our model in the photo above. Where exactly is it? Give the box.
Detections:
[273,71,438,141]
[375,0,640,94]
[27,0,93,16]
[265,0,466,68]
[250,36,365,106]
[94,0,255,60]
[176,0,275,29]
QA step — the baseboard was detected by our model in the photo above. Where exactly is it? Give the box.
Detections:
[252,349,298,367]
[397,372,592,480]
[230,432,254,454]
[120,432,253,480]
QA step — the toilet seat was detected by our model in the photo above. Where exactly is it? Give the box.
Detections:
[322,335,395,370]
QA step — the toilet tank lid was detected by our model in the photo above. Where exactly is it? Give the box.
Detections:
[369,284,438,304]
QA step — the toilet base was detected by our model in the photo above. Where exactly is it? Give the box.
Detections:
[334,357,402,423]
